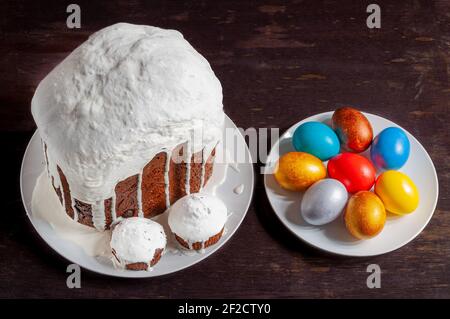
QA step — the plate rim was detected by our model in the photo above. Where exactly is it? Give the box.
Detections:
[264,111,439,257]
[20,114,255,278]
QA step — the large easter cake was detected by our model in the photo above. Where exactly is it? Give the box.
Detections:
[31,23,224,231]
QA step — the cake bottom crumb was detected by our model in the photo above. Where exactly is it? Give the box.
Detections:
[112,248,164,271]
[174,228,224,251]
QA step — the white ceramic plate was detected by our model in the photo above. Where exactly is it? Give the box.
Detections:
[264,111,438,257]
[21,115,254,277]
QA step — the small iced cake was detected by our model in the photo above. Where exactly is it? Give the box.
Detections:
[111,217,166,270]
[168,193,227,251]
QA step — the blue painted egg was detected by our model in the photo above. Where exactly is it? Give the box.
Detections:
[370,127,410,170]
[292,122,340,161]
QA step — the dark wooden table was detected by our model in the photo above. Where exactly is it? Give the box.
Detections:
[1,0,449,298]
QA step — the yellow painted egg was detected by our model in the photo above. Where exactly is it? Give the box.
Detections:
[344,191,386,240]
[375,170,419,215]
[274,152,326,191]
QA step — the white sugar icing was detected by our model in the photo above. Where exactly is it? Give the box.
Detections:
[32,172,111,257]
[31,23,224,208]
[110,217,166,268]
[168,193,227,245]
[164,150,171,208]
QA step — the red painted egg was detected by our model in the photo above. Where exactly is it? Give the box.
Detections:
[327,153,376,193]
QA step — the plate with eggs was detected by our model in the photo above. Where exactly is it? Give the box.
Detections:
[264,108,438,257]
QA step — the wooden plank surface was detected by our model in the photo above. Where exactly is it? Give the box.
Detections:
[0,0,449,298]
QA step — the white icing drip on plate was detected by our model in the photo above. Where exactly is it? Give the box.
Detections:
[233,184,244,195]
[32,172,111,257]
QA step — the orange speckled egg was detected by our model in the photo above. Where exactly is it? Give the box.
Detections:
[274,152,326,191]
[332,106,373,153]
[344,191,386,240]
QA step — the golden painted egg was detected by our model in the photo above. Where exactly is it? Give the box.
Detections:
[344,191,386,240]
[274,152,326,191]
[375,170,419,215]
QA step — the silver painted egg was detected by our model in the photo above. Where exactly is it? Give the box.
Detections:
[301,178,348,225]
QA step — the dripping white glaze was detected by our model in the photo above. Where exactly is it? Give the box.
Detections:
[199,241,205,254]
[184,142,191,195]
[46,147,60,190]
[71,197,78,222]
[164,150,171,209]
[199,142,218,192]
[91,199,106,231]
[137,170,143,217]
[43,139,219,232]
[31,172,111,257]
[46,144,104,228]
[111,192,117,222]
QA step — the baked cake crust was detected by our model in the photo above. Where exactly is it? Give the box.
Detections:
[112,248,164,271]
[174,227,224,250]
[45,142,216,230]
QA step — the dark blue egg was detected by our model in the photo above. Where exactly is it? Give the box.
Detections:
[370,127,410,170]
[292,121,340,161]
